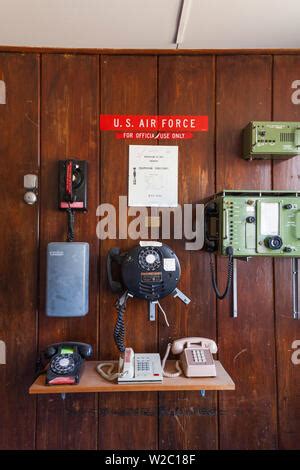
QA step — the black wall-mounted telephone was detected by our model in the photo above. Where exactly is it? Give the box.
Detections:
[107,241,191,353]
[107,242,181,300]
[41,342,93,385]
[58,159,88,211]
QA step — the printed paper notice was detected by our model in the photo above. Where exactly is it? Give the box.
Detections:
[128,145,178,207]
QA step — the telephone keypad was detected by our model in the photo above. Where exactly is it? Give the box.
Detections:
[191,349,207,364]
[137,359,151,373]
[182,347,216,377]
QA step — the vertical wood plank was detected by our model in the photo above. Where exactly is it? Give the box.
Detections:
[158,56,217,449]
[0,53,39,449]
[36,54,99,450]
[99,55,158,450]
[216,55,278,449]
[273,55,300,449]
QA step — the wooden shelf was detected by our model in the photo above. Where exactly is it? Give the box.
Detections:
[29,360,235,394]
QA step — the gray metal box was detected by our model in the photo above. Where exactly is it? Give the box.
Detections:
[46,242,89,317]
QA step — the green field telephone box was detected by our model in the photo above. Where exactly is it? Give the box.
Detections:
[243,121,300,160]
[204,190,300,257]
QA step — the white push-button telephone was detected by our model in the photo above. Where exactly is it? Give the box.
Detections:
[162,337,218,378]
[96,348,163,383]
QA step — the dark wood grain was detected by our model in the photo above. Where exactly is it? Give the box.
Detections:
[36,54,99,450]
[158,56,217,449]
[216,55,278,449]
[273,55,300,449]
[0,53,39,449]
[99,55,158,450]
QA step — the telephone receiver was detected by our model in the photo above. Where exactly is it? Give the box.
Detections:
[63,159,84,202]
[204,202,219,252]
[107,247,124,293]
[171,337,218,355]
[119,347,135,379]
[44,341,93,359]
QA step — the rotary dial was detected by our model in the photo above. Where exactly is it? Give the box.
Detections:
[138,248,161,271]
[51,354,76,375]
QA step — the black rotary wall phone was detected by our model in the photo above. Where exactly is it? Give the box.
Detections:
[107,241,191,352]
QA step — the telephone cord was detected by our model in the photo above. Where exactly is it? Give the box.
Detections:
[157,301,170,327]
[209,247,234,300]
[161,342,182,378]
[114,291,130,353]
[96,362,121,381]
[66,205,75,242]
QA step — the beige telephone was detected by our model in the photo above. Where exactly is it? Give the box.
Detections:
[96,348,163,383]
[162,337,218,378]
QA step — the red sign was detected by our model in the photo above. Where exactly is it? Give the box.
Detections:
[100,114,208,132]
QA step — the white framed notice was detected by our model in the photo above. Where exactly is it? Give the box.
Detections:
[128,145,178,207]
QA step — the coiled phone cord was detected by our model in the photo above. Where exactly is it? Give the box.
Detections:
[96,362,121,381]
[209,246,234,300]
[97,292,132,380]
[66,205,75,242]
[114,291,131,353]
[96,292,131,380]
[161,343,182,378]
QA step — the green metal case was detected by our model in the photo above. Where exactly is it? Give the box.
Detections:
[243,121,300,160]
[204,190,300,257]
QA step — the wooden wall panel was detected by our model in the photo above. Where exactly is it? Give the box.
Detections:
[99,55,158,450]
[36,54,99,449]
[216,56,278,449]
[273,55,300,449]
[0,53,39,449]
[158,56,217,449]
[1,50,300,451]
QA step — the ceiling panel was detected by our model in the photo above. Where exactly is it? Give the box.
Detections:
[0,0,181,49]
[0,0,300,49]
[183,0,300,49]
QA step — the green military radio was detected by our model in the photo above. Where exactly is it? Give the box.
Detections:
[204,190,300,318]
[243,121,300,160]
[204,190,300,257]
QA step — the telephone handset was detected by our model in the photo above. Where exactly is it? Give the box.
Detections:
[162,337,218,378]
[96,348,163,383]
[41,342,93,385]
[107,247,124,293]
[119,347,135,380]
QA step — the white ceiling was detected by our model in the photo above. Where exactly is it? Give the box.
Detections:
[0,0,300,49]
